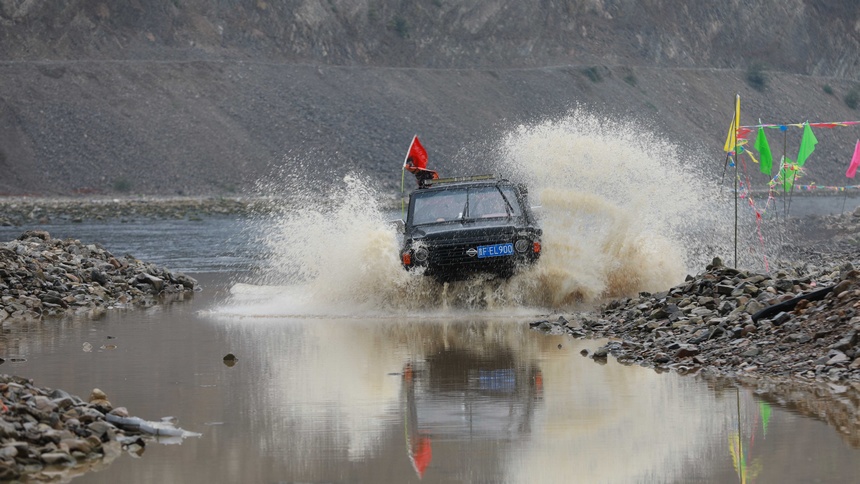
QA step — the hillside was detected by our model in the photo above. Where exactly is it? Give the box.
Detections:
[1,1,859,196]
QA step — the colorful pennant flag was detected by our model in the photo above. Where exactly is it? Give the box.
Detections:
[754,127,773,175]
[723,95,741,152]
[796,122,818,167]
[780,157,796,193]
[847,140,860,178]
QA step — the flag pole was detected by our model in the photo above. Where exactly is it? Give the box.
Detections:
[787,126,802,217]
[401,135,417,220]
[401,167,406,220]
[733,94,739,269]
[782,131,788,222]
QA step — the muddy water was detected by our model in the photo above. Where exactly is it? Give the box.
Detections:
[3,111,860,481]
[3,272,859,483]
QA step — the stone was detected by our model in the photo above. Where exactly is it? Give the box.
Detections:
[86,420,114,440]
[830,332,857,351]
[89,389,107,402]
[0,420,19,439]
[654,354,671,364]
[0,446,17,459]
[40,451,75,465]
[0,463,20,481]
[827,352,850,365]
[675,345,700,358]
[108,407,129,418]
[741,347,760,358]
[60,438,93,455]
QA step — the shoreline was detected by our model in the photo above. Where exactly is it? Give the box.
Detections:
[0,196,265,226]
[532,256,860,383]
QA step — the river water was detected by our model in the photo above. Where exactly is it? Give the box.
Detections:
[4,113,860,482]
[2,213,860,484]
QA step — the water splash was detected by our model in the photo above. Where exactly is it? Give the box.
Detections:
[496,111,728,305]
[236,110,731,314]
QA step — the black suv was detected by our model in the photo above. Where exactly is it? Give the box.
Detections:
[399,175,542,281]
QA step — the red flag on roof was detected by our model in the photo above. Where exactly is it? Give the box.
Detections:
[404,135,428,169]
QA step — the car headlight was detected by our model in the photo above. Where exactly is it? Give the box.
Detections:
[514,239,530,253]
[414,247,429,262]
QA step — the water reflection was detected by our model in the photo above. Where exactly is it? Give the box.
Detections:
[4,280,860,482]
[728,392,772,484]
[207,309,860,483]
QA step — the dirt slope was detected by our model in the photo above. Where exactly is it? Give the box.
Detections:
[0,1,859,196]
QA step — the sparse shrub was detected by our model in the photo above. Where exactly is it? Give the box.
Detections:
[823,84,833,95]
[746,63,767,91]
[582,66,602,83]
[845,86,860,110]
[113,178,132,193]
[390,16,409,38]
[623,73,637,87]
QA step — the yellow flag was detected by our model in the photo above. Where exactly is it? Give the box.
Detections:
[723,95,741,152]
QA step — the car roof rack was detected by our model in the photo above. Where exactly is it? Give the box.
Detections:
[422,174,497,187]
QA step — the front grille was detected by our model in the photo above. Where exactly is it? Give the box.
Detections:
[429,238,513,267]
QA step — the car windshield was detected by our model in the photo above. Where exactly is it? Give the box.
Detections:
[411,186,522,226]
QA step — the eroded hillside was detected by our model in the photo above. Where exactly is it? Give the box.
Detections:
[0,1,859,195]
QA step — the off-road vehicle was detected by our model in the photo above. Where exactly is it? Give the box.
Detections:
[399,175,541,281]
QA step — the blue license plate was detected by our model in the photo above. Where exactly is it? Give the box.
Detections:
[477,243,514,258]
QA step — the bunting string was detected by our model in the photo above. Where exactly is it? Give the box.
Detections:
[741,121,860,130]
[721,98,860,270]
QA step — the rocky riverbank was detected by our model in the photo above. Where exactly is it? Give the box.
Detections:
[532,208,860,384]
[1,230,197,323]
[0,229,201,480]
[537,257,860,382]
[0,375,194,481]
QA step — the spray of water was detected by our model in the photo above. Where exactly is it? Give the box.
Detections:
[236,109,733,315]
[496,111,726,306]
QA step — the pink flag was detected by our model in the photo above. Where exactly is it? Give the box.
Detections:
[846,140,860,178]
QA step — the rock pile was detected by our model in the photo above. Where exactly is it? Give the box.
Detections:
[0,375,145,481]
[1,230,197,323]
[533,257,860,383]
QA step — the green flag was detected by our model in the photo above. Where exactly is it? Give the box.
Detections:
[796,122,818,167]
[780,157,796,193]
[755,127,773,175]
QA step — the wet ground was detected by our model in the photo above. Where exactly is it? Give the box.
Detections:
[1,215,860,482]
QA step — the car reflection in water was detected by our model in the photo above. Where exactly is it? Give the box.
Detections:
[401,349,543,478]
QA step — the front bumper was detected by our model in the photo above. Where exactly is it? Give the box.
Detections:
[401,234,541,280]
